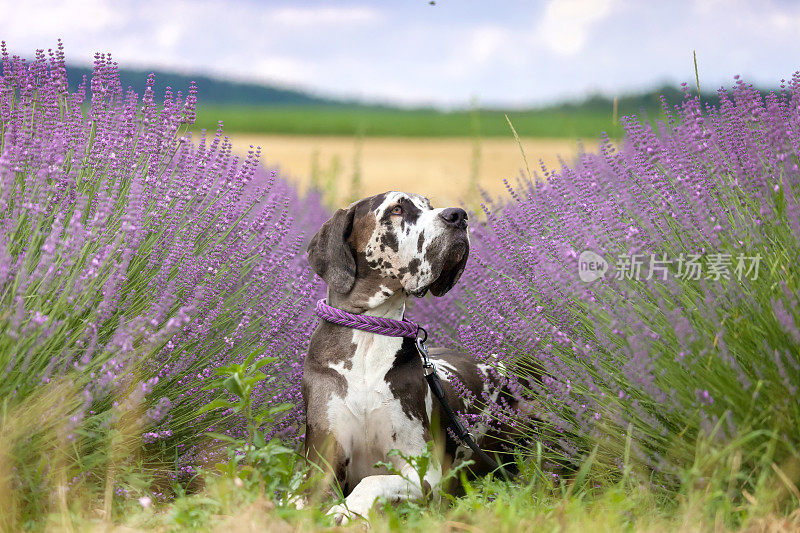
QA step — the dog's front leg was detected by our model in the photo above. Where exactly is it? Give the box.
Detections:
[327,461,442,525]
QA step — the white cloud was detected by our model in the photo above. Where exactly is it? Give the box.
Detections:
[154,22,183,51]
[253,56,315,87]
[537,0,617,55]
[267,6,381,27]
[469,26,510,64]
[0,0,125,45]
[766,10,800,33]
[2,0,122,39]
[1,0,799,107]
[691,0,729,15]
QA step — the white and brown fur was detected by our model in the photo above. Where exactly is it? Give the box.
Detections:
[303,191,515,524]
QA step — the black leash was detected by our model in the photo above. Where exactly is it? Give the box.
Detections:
[415,329,515,481]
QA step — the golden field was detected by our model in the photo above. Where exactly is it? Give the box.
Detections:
[223,134,597,208]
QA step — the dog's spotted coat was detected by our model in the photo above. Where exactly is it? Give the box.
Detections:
[303,192,514,524]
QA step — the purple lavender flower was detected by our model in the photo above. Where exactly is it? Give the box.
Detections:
[0,41,327,486]
[412,72,800,489]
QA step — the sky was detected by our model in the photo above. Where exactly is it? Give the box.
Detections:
[2,0,800,108]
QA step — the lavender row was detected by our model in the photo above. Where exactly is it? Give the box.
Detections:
[0,41,327,484]
[413,76,800,488]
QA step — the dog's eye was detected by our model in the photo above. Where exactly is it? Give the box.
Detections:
[391,205,403,215]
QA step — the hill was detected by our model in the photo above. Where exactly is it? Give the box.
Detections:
[63,65,772,138]
[65,65,350,107]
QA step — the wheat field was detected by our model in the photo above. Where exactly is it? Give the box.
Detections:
[224,134,597,208]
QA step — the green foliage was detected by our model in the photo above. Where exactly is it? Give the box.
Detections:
[373,442,475,510]
[198,353,306,501]
[8,410,800,531]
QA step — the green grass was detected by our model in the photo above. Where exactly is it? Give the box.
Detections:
[192,105,637,139]
[21,454,800,532]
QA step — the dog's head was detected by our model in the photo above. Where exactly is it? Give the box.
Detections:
[307,191,469,310]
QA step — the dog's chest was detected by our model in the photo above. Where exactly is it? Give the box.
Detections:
[326,330,402,430]
[325,330,425,481]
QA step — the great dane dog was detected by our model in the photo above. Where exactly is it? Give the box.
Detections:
[303,191,510,524]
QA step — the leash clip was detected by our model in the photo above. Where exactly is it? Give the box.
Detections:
[415,326,435,375]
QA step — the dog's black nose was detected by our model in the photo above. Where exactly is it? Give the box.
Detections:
[440,207,468,228]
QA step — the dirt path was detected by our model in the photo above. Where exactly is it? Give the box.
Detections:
[223,134,596,207]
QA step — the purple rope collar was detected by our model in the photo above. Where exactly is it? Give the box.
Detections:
[315,298,420,339]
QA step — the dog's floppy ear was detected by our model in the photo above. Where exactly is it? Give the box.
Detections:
[307,206,357,294]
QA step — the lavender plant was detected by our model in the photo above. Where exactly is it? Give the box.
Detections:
[413,77,800,500]
[0,41,326,516]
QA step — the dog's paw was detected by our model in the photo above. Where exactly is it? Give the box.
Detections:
[326,503,352,526]
[326,502,369,526]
